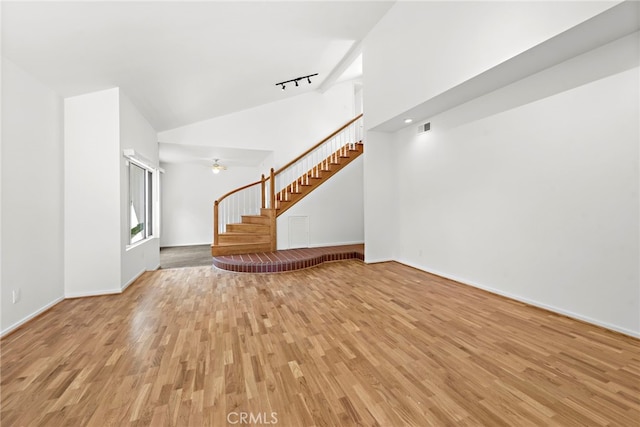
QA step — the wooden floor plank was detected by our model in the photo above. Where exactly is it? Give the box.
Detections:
[1,261,639,426]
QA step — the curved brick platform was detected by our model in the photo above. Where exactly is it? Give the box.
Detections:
[212,244,364,273]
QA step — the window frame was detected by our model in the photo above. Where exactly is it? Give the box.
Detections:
[125,150,159,249]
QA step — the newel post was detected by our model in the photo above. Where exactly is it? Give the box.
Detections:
[213,200,219,245]
[270,168,275,209]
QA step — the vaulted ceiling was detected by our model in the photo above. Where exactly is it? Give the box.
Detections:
[1,1,393,132]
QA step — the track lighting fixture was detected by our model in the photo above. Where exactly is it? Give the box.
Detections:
[276,73,318,91]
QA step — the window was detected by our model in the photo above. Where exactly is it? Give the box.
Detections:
[128,161,155,245]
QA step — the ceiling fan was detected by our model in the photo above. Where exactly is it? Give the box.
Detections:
[211,159,227,174]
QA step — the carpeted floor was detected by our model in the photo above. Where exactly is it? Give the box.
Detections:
[159,244,212,269]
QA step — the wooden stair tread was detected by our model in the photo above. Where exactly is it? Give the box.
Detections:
[221,231,268,235]
[241,215,271,225]
[227,223,269,233]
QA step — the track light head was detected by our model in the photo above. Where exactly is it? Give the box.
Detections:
[275,73,318,91]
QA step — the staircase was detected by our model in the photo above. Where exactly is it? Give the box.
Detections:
[212,208,276,256]
[211,114,363,257]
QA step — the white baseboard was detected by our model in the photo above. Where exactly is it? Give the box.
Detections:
[121,268,146,292]
[308,240,364,248]
[160,242,211,248]
[65,288,122,299]
[67,266,155,299]
[1,296,65,338]
[6,268,157,336]
[276,241,364,251]
[396,259,640,339]
[364,258,394,264]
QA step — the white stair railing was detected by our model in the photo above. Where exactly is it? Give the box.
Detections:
[214,175,270,244]
[273,114,363,208]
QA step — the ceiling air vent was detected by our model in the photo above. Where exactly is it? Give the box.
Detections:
[418,122,431,133]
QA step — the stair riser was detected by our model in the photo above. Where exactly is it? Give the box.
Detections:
[211,243,272,256]
[218,234,271,244]
[227,224,270,233]
[242,216,270,225]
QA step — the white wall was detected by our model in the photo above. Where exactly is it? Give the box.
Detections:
[1,58,65,335]
[64,88,122,297]
[65,87,160,296]
[364,1,619,129]
[159,81,363,248]
[160,163,261,247]
[362,130,397,263]
[119,92,160,287]
[277,157,364,249]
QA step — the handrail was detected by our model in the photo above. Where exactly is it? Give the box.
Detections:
[273,113,363,176]
[215,178,263,205]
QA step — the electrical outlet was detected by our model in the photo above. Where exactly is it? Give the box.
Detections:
[12,289,20,304]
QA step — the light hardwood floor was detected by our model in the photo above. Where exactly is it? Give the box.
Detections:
[1,261,639,426]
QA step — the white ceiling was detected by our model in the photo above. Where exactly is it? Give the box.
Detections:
[159,142,271,167]
[1,1,393,132]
